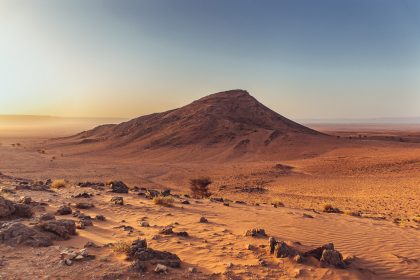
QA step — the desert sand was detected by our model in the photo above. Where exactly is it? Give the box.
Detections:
[0,90,419,279]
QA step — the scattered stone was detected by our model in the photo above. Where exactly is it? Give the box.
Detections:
[60,248,94,265]
[161,189,171,197]
[303,213,314,219]
[128,239,181,270]
[210,197,224,203]
[176,231,189,237]
[181,200,190,205]
[110,196,124,205]
[19,196,32,204]
[245,244,256,250]
[109,181,129,193]
[303,243,334,260]
[38,213,56,221]
[274,241,296,258]
[75,202,94,209]
[259,259,267,266]
[78,181,105,188]
[0,222,52,247]
[37,219,76,239]
[154,264,168,273]
[293,254,304,263]
[235,200,246,204]
[223,202,230,207]
[0,197,33,218]
[320,249,345,268]
[159,226,174,235]
[226,262,233,269]
[245,228,267,237]
[146,189,160,198]
[199,217,208,223]
[84,241,99,248]
[95,215,106,221]
[73,192,93,198]
[188,267,197,273]
[269,237,277,254]
[140,221,150,227]
[56,205,72,215]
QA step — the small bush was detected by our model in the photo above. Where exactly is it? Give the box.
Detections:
[112,240,131,254]
[153,196,174,207]
[51,179,66,189]
[190,177,212,198]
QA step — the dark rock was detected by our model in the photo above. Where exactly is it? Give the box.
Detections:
[75,202,94,209]
[176,231,189,237]
[110,196,124,205]
[19,196,32,204]
[146,189,160,198]
[245,228,267,237]
[37,219,76,239]
[199,217,208,223]
[210,197,223,203]
[95,215,106,221]
[274,241,297,258]
[161,189,171,197]
[0,197,33,218]
[181,200,190,205]
[38,213,56,221]
[13,203,33,218]
[128,239,181,268]
[56,205,72,215]
[109,181,128,193]
[73,192,93,198]
[159,226,174,235]
[304,243,334,260]
[320,249,345,268]
[78,181,104,188]
[269,237,276,254]
[0,222,52,247]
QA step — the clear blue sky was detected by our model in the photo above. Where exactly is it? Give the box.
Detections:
[0,0,419,119]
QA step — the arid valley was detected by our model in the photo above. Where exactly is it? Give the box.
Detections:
[1,90,419,279]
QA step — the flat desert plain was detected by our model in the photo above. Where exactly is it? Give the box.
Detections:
[0,92,419,279]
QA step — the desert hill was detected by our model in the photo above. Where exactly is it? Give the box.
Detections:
[50,90,334,161]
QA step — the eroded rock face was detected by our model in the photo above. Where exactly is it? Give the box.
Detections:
[245,228,267,237]
[320,249,345,268]
[37,219,76,239]
[303,243,334,260]
[56,205,72,215]
[0,222,52,247]
[109,181,128,193]
[129,239,181,271]
[0,197,33,219]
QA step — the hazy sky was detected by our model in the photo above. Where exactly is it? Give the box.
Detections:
[1,0,419,119]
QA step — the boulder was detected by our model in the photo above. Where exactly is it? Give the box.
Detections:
[199,217,208,223]
[13,203,33,218]
[38,213,56,221]
[161,189,171,197]
[154,264,168,273]
[56,205,72,215]
[303,243,334,260]
[146,189,160,198]
[128,239,181,269]
[0,222,52,247]
[274,241,296,258]
[245,228,267,237]
[109,181,128,193]
[37,219,76,239]
[159,226,174,235]
[75,202,94,209]
[320,249,345,268]
[269,237,277,254]
[0,197,33,218]
[19,196,32,204]
[110,196,124,205]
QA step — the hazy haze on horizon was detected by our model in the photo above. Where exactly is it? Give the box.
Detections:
[1,0,419,119]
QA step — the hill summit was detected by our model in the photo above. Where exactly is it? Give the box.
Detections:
[56,90,328,160]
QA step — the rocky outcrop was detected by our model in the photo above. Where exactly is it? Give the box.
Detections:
[128,239,181,271]
[109,181,128,193]
[0,222,52,247]
[37,219,76,239]
[0,197,33,219]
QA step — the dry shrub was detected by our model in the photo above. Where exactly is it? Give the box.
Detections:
[51,179,66,189]
[153,196,174,207]
[190,177,212,198]
[112,240,131,254]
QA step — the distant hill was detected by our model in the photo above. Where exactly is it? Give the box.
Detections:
[51,90,334,161]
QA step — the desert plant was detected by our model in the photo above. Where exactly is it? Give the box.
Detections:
[51,179,66,189]
[190,177,212,198]
[112,240,131,254]
[153,196,174,207]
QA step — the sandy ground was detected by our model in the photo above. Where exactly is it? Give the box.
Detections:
[0,124,419,279]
